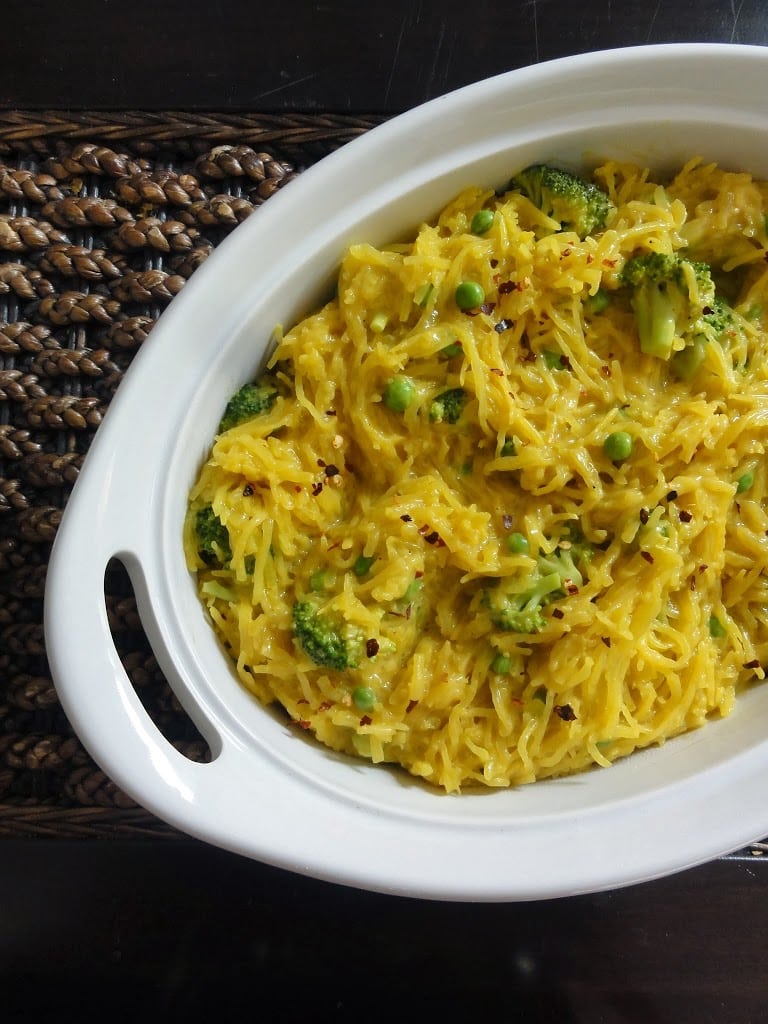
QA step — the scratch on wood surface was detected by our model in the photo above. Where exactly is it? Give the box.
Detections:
[645,0,662,41]
[730,0,744,41]
[383,15,408,107]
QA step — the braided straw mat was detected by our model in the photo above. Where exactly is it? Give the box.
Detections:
[0,112,763,856]
[0,112,383,838]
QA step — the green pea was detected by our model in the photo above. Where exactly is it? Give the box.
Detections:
[310,570,327,592]
[439,340,463,359]
[603,431,633,463]
[506,532,530,555]
[500,437,517,457]
[737,471,754,493]
[352,686,376,712]
[491,652,511,674]
[455,280,485,310]
[470,209,494,234]
[353,554,375,577]
[383,376,416,412]
[585,288,610,314]
[709,615,727,638]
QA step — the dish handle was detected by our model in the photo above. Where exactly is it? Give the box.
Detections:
[44,496,218,824]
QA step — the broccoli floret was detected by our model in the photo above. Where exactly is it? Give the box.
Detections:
[620,253,716,361]
[292,599,361,670]
[485,538,592,635]
[219,375,280,432]
[508,164,613,239]
[195,505,231,566]
[429,387,467,424]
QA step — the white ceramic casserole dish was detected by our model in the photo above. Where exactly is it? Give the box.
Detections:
[45,43,768,901]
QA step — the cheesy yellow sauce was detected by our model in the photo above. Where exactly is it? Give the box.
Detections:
[186,157,768,792]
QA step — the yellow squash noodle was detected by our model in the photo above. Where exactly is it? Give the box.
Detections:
[185,157,768,792]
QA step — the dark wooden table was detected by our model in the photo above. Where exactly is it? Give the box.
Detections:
[4,2,768,1020]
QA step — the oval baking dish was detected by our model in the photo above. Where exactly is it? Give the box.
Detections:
[45,43,768,901]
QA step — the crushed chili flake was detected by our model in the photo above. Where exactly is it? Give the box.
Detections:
[317,701,332,712]
[601,636,612,648]
[366,638,380,658]
[498,280,516,295]
[415,570,424,578]
[325,464,340,477]
[317,458,326,468]
[400,514,412,522]
[298,720,312,730]
[490,258,499,268]
[690,576,696,591]
[406,700,418,714]
[294,485,302,493]
[565,581,579,595]
[297,699,309,705]
[639,508,650,525]
[552,607,565,620]
[554,704,577,721]
[600,365,611,378]
[424,530,442,545]
[641,551,654,564]
[699,564,709,573]
[418,524,429,534]
[666,490,678,501]
[743,659,761,670]
[325,408,337,416]
[490,367,505,376]
[359,715,372,727]
[312,481,323,496]
[679,509,693,523]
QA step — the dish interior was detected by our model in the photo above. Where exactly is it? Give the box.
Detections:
[147,109,768,825]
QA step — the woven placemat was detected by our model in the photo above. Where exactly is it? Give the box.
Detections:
[0,111,765,856]
[0,111,388,839]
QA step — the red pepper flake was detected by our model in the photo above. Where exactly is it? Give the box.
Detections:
[699,564,708,574]
[490,367,505,376]
[366,638,380,658]
[415,570,424,578]
[294,485,302,493]
[298,720,312,730]
[406,700,418,714]
[325,464,340,478]
[603,258,617,267]
[552,607,565,619]
[317,458,326,468]
[601,636,611,648]
[418,524,429,534]
[565,581,579,595]
[325,409,337,416]
[600,364,611,378]
[641,551,654,564]
[400,514,412,522]
[562,247,572,257]
[679,509,693,523]
[490,258,499,268]
[743,659,761,670]
[498,280,516,295]
[359,715,372,726]
[297,699,309,705]
[666,490,678,501]
[312,481,323,496]
[424,530,443,545]
[639,508,649,525]
[554,704,577,721]
[317,701,332,712]
[586,254,594,264]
